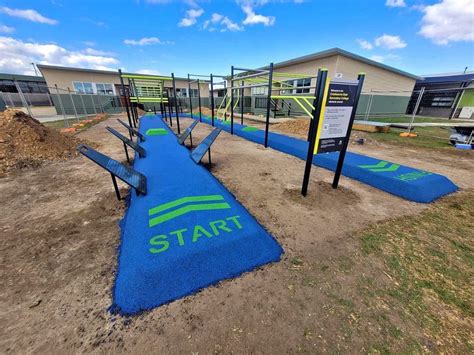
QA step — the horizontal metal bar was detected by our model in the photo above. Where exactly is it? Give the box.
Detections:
[231,71,270,81]
[233,67,265,73]
[121,74,172,81]
[188,74,210,78]
[273,72,317,79]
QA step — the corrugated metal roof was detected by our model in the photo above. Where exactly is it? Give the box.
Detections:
[418,72,474,84]
[0,73,46,82]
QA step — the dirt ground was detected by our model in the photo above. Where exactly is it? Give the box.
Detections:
[0,115,472,353]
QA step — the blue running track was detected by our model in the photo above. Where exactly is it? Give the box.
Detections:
[111,115,283,315]
[181,114,458,203]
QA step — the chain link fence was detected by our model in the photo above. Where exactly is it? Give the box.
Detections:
[0,81,125,128]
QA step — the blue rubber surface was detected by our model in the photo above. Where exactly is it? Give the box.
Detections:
[111,115,283,315]
[183,114,458,203]
[191,128,221,163]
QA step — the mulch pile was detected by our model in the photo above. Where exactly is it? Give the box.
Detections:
[273,119,310,136]
[0,109,83,176]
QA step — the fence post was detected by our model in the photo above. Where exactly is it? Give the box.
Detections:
[91,94,98,115]
[364,90,373,121]
[55,84,68,127]
[407,86,425,133]
[14,79,33,117]
[78,93,87,116]
[68,88,79,122]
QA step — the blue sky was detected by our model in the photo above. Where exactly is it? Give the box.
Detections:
[0,0,473,77]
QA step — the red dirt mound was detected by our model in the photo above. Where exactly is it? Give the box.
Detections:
[0,109,83,176]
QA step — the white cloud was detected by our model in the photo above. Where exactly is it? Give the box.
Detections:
[0,7,58,25]
[419,0,474,45]
[242,4,275,26]
[203,12,242,31]
[0,36,119,75]
[178,8,204,27]
[221,16,243,31]
[386,0,406,7]
[0,25,15,33]
[374,34,407,49]
[357,39,373,50]
[123,37,172,45]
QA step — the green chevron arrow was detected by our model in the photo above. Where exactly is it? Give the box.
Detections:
[358,161,388,169]
[358,161,400,173]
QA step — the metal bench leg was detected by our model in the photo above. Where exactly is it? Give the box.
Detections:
[123,142,130,163]
[208,148,211,165]
[111,174,121,200]
[190,132,193,148]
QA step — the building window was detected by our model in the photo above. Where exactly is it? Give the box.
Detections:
[295,78,311,94]
[251,86,268,96]
[280,78,311,94]
[189,89,199,98]
[255,97,267,108]
[175,88,187,97]
[96,83,114,95]
[73,81,94,94]
[0,80,17,93]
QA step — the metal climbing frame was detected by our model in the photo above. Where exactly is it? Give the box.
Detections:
[226,64,318,147]
[118,70,182,134]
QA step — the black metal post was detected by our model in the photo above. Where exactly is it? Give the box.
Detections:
[241,80,244,125]
[307,73,323,142]
[208,148,211,165]
[111,174,121,200]
[128,78,138,128]
[197,79,202,122]
[210,74,215,127]
[118,69,133,128]
[224,80,227,121]
[301,69,328,196]
[188,74,193,117]
[332,73,366,189]
[230,66,234,134]
[167,91,173,127]
[264,62,274,148]
[172,73,181,134]
[123,142,130,163]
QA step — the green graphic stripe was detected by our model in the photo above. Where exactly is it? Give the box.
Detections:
[148,194,225,216]
[358,161,388,169]
[146,128,168,136]
[149,203,231,227]
[243,126,259,132]
[370,164,400,173]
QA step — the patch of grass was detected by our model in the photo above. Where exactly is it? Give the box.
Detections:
[368,126,454,150]
[358,190,474,351]
[367,116,471,124]
[290,257,305,266]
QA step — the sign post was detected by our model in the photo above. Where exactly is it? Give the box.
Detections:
[301,71,365,195]
[332,73,365,188]
[301,68,329,196]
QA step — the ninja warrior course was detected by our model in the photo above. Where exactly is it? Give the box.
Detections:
[78,68,457,316]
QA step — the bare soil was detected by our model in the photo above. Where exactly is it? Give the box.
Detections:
[0,109,87,177]
[0,115,472,353]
